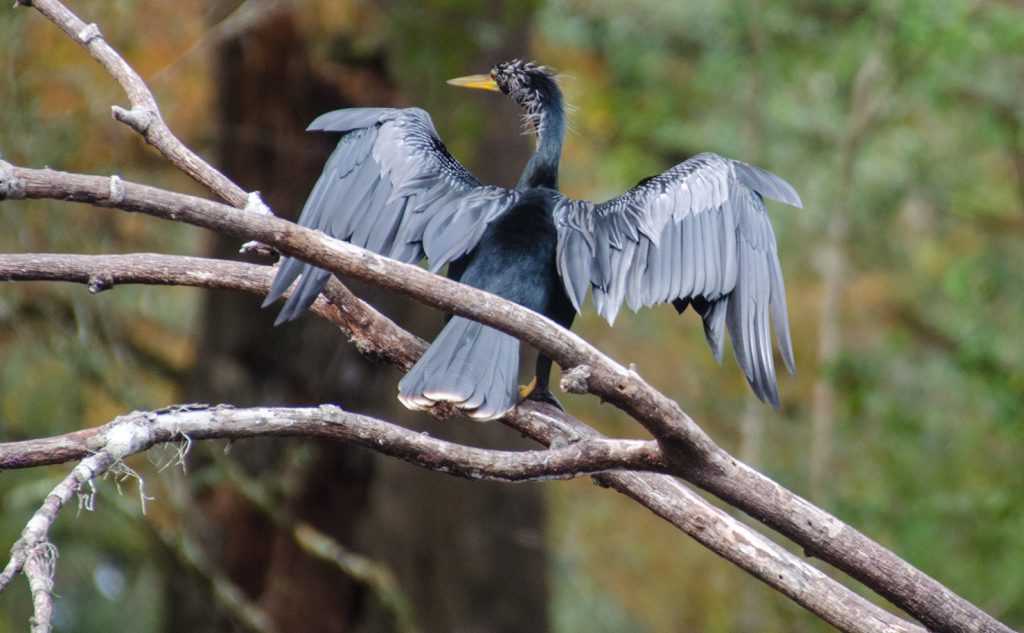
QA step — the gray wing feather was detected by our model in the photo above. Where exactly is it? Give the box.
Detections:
[555,224,592,311]
[732,161,803,208]
[422,186,517,271]
[554,152,799,407]
[702,296,728,365]
[307,108,396,134]
[264,107,518,320]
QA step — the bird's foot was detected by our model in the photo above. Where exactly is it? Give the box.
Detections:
[518,377,565,411]
[518,377,537,400]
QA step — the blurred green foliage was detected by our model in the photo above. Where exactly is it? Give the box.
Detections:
[539,1,1024,629]
[1,0,1022,631]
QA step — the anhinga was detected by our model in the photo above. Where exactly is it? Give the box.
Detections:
[264,60,801,420]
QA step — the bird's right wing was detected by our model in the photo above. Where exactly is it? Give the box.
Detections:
[554,153,801,407]
[264,107,519,323]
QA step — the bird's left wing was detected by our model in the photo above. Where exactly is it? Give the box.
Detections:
[264,107,519,323]
[553,152,801,407]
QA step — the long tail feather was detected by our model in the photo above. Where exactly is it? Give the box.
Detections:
[398,316,519,420]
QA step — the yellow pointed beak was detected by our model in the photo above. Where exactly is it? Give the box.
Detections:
[446,73,500,91]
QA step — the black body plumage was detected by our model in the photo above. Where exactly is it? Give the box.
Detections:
[264,60,801,419]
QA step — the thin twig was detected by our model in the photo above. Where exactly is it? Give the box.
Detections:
[0,452,115,591]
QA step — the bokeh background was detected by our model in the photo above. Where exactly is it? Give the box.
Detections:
[1,1,1022,631]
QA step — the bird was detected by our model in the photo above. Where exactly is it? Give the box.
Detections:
[263,59,801,420]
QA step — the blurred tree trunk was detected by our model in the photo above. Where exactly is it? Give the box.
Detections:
[809,200,846,501]
[809,54,885,500]
[171,2,549,632]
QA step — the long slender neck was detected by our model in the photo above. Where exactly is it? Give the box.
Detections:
[516,94,565,191]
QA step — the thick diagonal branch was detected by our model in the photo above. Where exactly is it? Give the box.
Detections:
[1,250,926,633]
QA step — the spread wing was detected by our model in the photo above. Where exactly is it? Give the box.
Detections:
[554,152,801,407]
[264,107,519,323]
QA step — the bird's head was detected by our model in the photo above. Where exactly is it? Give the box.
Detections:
[448,59,562,127]
[448,60,565,188]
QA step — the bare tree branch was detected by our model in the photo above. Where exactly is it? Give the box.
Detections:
[0,250,927,633]
[603,472,916,633]
[14,0,254,209]
[0,252,274,294]
[0,252,426,368]
[24,543,58,633]
[514,403,928,633]
[0,452,116,592]
[0,405,665,480]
